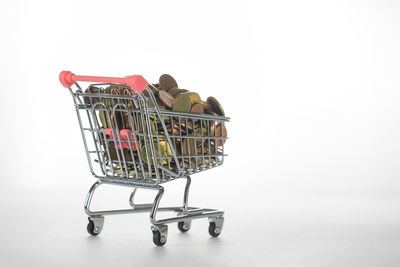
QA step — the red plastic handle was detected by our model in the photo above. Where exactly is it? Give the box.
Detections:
[59,71,149,93]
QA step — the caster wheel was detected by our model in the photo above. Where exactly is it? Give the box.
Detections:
[87,217,104,236]
[208,222,221,237]
[178,221,191,233]
[87,220,98,236]
[152,230,167,246]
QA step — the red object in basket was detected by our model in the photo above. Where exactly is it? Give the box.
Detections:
[104,128,139,150]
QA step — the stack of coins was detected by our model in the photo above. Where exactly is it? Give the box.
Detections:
[146,74,226,117]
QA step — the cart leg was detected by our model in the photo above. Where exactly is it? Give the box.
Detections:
[182,176,191,214]
[178,176,192,232]
[150,186,164,225]
[84,180,102,216]
[150,186,168,246]
[84,181,105,235]
[84,180,154,236]
[128,188,138,208]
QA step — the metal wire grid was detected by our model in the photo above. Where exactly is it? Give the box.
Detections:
[69,83,229,187]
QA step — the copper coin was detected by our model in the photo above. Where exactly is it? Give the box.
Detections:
[210,123,227,146]
[190,103,204,115]
[123,113,134,129]
[173,123,186,134]
[106,141,119,160]
[167,125,179,135]
[84,86,101,104]
[111,111,124,130]
[143,84,158,97]
[158,90,175,108]
[105,141,133,161]
[199,100,210,111]
[159,74,178,91]
[182,138,197,156]
[209,120,216,134]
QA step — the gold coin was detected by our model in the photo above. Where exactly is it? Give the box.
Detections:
[194,127,207,143]
[160,140,173,156]
[142,119,157,135]
[104,85,119,94]
[140,141,172,165]
[207,96,225,116]
[99,109,112,128]
[206,110,218,116]
[183,158,198,169]
[159,74,178,91]
[103,85,121,108]
[168,87,189,98]
[172,92,201,113]
[179,121,194,133]
[140,143,157,165]
[162,115,172,123]
[149,120,157,135]
[146,97,166,110]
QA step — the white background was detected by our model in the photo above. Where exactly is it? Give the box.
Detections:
[1,0,400,266]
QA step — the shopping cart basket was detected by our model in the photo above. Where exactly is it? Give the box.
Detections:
[59,71,229,246]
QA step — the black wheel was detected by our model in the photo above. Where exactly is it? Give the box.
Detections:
[152,230,166,246]
[178,221,190,233]
[208,222,221,237]
[87,220,99,236]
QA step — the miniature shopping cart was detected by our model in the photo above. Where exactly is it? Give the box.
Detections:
[59,71,229,246]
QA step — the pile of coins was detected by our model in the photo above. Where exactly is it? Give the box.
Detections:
[145,74,225,117]
[84,74,228,178]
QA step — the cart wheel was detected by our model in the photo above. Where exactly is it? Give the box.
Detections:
[177,221,191,233]
[87,221,98,236]
[87,216,104,236]
[208,222,221,237]
[152,230,167,246]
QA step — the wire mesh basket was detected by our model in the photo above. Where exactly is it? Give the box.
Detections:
[77,83,228,186]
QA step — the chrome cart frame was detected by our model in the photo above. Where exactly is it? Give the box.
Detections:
[59,71,229,246]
